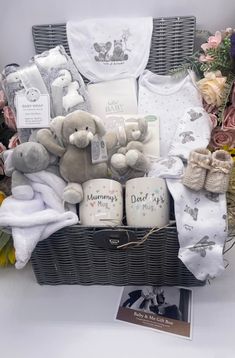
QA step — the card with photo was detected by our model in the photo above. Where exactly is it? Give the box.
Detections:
[116,286,193,339]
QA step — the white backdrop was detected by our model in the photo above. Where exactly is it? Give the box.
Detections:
[1,0,235,70]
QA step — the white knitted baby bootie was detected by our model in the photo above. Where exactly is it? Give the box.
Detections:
[204,150,233,193]
[182,148,211,191]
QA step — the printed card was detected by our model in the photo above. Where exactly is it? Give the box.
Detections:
[116,286,193,339]
[16,87,50,128]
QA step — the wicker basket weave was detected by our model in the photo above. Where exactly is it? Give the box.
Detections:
[30,16,205,286]
[31,226,204,286]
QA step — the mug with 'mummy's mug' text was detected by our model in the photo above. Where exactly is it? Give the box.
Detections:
[79,179,123,226]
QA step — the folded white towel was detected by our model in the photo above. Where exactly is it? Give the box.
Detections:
[67,17,153,82]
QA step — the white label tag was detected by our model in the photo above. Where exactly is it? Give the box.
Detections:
[16,87,50,128]
[91,135,108,164]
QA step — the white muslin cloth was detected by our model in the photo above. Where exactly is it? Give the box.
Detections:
[0,170,78,269]
[167,178,227,281]
[67,18,153,82]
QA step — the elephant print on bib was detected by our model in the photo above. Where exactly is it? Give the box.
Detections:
[93,29,131,63]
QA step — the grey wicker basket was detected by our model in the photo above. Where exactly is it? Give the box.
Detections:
[30,16,204,286]
[31,226,204,286]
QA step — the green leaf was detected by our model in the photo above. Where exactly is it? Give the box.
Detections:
[0,231,11,251]
[217,74,235,125]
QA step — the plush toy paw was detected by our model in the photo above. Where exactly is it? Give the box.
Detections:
[126,149,139,167]
[63,183,83,204]
[111,153,128,170]
[12,185,34,200]
[126,149,150,172]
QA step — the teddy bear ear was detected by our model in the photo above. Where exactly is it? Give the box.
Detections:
[91,115,106,137]
[138,117,148,136]
[117,126,127,146]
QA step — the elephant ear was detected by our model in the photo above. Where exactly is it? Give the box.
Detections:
[36,127,66,158]
[91,114,106,137]
[50,116,65,147]
[138,118,148,139]
[1,149,15,176]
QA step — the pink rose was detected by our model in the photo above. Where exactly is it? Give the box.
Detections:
[201,31,222,52]
[209,113,218,128]
[210,126,234,149]
[8,133,20,149]
[3,106,17,131]
[0,90,6,110]
[203,99,217,114]
[222,105,235,130]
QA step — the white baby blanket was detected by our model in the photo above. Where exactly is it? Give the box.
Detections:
[138,70,204,158]
[87,77,138,120]
[167,178,227,281]
[67,18,153,82]
[0,170,78,269]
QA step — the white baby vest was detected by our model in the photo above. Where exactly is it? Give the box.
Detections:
[138,70,204,158]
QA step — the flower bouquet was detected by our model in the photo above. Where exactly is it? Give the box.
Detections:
[174,28,235,231]
[197,30,235,231]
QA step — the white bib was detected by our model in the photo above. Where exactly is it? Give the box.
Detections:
[67,18,153,82]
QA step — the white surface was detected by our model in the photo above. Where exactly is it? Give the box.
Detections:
[0,246,235,358]
[1,0,235,70]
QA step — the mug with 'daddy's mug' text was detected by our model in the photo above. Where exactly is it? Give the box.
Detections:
[79,179,123,226]
[125,177,170,228]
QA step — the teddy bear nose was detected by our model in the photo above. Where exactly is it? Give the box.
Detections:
[132,130,141,140]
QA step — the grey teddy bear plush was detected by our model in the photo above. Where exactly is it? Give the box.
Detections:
[105,117,150,180]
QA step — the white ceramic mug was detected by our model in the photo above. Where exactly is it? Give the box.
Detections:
[79,179,123,226]
[125,177,170,228]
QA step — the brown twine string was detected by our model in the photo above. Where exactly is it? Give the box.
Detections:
[117,222,176,249]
